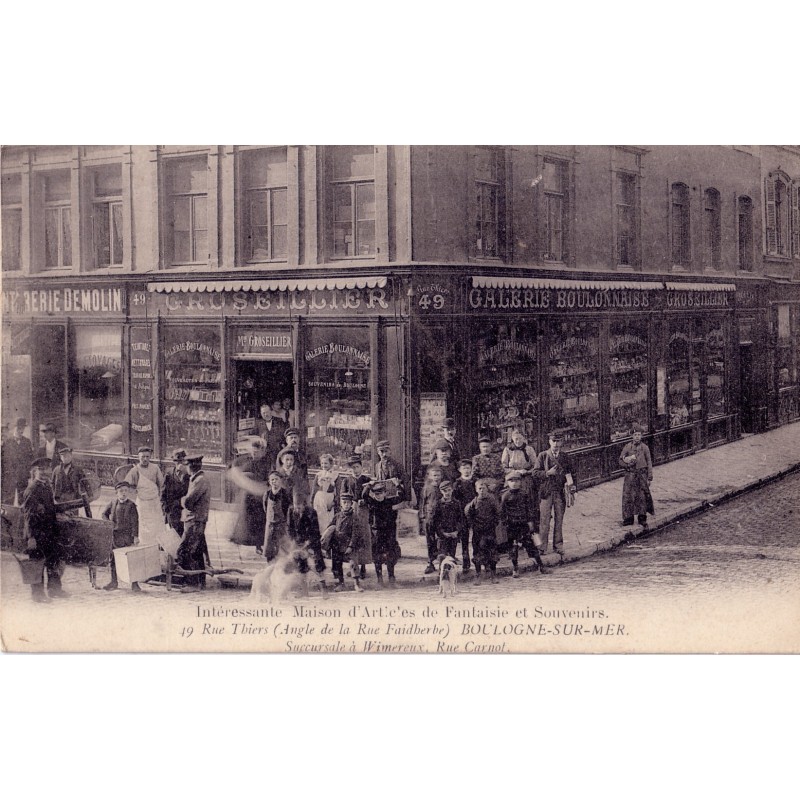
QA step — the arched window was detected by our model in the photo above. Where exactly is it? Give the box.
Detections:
[671,182,690,267]
[703,188,721,269]
[765,173,791,257]
[737,196,753,271]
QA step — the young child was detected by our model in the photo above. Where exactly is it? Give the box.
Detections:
[263,471,291,562]
[465,478,500,585]
[500,471,550,578]
[101,480,141,592]
[335,455,372,579]
[361,480,401,587]
[453,458,477,573]
[322,491,364,592]
[420,465,444,575]
[429,480,464,561]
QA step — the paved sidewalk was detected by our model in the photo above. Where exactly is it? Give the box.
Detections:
[85,421,800,590]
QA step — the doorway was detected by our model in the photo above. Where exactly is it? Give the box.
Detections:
[739,342,755,434]
[232,358,294,451]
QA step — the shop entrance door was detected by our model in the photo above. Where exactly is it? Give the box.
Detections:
[232,358,294,456]
[739,343,755,433]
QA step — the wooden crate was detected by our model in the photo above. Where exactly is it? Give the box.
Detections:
[113,544,161,584]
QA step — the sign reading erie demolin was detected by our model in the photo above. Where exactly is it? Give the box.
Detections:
[3,286,125,315]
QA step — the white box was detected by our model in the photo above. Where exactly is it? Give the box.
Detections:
[113,544,161,584]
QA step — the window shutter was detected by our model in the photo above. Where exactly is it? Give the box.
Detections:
[792,182,800,259]
[765,176,777,255]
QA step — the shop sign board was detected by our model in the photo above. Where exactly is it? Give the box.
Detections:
[129,327,154,445]
[2,285,126,316]
[233,330,292,359]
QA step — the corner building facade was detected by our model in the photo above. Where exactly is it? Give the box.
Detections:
[2,145,800,500]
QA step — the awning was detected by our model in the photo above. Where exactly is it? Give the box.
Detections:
[665,282,736,292]
[471,276,659,291]
[147,275,388,294]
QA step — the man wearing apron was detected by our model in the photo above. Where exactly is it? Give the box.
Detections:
[125,446,165,547]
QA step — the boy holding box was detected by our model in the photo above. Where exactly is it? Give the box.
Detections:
[101,480,141,592]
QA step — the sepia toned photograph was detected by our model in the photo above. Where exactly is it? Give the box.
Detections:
[2,143,799,654]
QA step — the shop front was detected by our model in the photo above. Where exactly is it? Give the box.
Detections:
[411,273,738,489]
[768,282,800,428]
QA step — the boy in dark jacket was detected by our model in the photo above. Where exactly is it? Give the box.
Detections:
[322,491,364,593]
[429,480,463,561]
[465,478,500,585]
[500,471,550,578]
[286,487,327,591]
[361,480,401,587]
[101,480,141,591]
[453,458,477,573]
[420,465,443,575]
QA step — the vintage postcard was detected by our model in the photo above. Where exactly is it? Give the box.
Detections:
[2,144,799,653]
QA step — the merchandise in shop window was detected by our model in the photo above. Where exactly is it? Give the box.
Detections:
[548,324,600,450]
[610,324,648,441]
[667,330,696,427]
[706,325,726,418]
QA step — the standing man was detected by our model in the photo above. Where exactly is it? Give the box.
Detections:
[429,442,460,484]
[256,401,288,465]
[533,431,577,557]
[434,417,461,465]
[277,427,308,477]
[2,418,34,504]
[21,457,67,602]
[52,446,92,517]
[374,440,407,502]
[178,454,211,593]
[125,446,165,547]
[619,423,654,530]
[162,449,190,537]
[37,423,67,470]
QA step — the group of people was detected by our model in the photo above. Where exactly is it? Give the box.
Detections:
[3,405,655,601]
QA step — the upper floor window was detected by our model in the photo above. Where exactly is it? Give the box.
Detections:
[330,146,375,258]
[241,148,288,262]
[671,182,691,268]
[164,156,208,265]
[42,170,72,268]
[737,195,753,271]
[765,173,791,258]
[703,188,721,270]
[1,173,22,271]
[474,147,505,259]
[615,172,637,266]
[543,159,568,262]
[89,164,123,268]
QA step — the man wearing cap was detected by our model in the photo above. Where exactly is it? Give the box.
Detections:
[2,418,34,504]
[429,479,464,562]
[432,417,461,465]
[255,401,288,465]
[125,446,165,547]
[321,489,364,592]
[533,432,577,557]
[277,427,308,478]
[36,423,68,470]
[162,449,190,537]
[374,440,407,501]
[429,441,460,484]
[52,446,92,517]
[471,436,505,494]
[619,423,654,530]
[334,454,370,515]
[21,457,67,601]
[178,454,211,592]
[501,471,550,578]
[101,481,141,591]
[361,479,401,586]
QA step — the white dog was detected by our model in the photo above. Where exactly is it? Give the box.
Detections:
[438,556,459,597]
[250,543,327,603]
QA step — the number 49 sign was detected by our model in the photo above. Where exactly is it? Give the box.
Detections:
[415,283,451,313]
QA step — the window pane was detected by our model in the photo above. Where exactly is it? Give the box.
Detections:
[475,148,498,183]
[45,208,59,266]
[45,171,70,202]
[616,173,634,205]
[610,321,648,440]
[668,327,691,426]
[243,148,287,188]
[192,195,207,233]
[62,208,72,265]
[707,325,725,417]
[333,222,352,257]
[2,208,21,270]
[73,327,123,452]
[168,157,207,194]
[2,173,22,204]
[111,202,123,264]
[94,204,110,267]
[93,164,122,198]
[272,225,288,258]
[547,195,563,260]
[272,188,287,225]
[193,230,208,262]
[355,183,374,221]
[332,146,374,180]
[333,184,352,223]
[249,225,269,259]
[542,160,564,193]
[172,196,191,262]
[356,220,375,255]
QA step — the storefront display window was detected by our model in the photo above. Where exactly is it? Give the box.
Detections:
[667,320,702,427]
[610,321,648,440]
[72,327,124,453]
[163,326,223,464]
[32,325,67,439]
[706,324,726,418]
[549,321,600,449]
[475,323,539,447]
[303,326,372,473]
